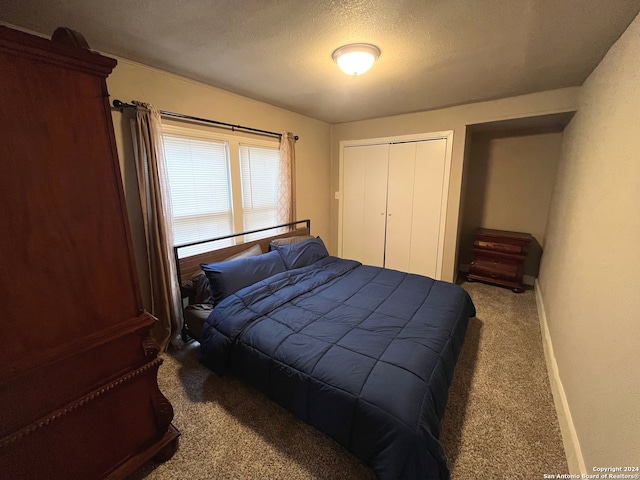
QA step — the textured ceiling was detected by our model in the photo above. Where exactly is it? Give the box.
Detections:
[2,0,639,123]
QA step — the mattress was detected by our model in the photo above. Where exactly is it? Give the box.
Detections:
[200,256,475,479]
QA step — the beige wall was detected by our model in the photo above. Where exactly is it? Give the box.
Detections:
[331,88,580,282]
[538,12,640,471]
[460,132,562,274]
[106,58,332,307]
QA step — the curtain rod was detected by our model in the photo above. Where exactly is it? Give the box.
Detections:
[112,99,298,141]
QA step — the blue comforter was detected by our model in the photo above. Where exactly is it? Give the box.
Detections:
[200,256,475,479]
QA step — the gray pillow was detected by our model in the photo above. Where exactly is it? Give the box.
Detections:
[270,234,315,247]
[225,243,262,260]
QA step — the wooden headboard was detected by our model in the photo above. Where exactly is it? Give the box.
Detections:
[174,219,311,288]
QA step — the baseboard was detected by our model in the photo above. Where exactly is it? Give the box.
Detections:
[534,280,587,475]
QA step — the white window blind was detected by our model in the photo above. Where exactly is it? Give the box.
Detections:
[163,134,233,257]
[239,144,281,241]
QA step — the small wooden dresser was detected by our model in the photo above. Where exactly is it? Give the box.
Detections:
[467,228,532,293]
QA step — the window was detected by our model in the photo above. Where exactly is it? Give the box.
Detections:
[162,125,281,256]
[240,144,281,241]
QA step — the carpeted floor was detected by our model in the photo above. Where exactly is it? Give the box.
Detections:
[130,281,567,479]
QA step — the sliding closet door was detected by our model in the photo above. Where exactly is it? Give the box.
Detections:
[409,138,447,277]
[341,144,388,267]
[340,135,449,278]
[385,138,448,278]
[385,142,416,272]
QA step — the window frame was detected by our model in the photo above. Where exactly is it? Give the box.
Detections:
[161,123,281,249]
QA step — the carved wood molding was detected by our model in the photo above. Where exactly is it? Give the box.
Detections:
[51,27,90,50]
[0,312,156,383]
[0,25,116,77]
[0,358,164,449]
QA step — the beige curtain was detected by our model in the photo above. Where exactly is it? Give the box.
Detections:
[278,132,297,225]
[133,102,183,350]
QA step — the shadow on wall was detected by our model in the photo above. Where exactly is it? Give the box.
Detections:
[524,237,542,279]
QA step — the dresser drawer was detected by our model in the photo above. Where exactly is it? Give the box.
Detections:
[469,262,519,282]
[474,240,525,254]
[472,255,519,273]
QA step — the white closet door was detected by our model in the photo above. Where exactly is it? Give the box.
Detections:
[409,138,447,277]
[385,142,417,272]
[341,144,389,267]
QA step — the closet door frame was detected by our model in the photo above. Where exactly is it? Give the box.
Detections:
[337,130,454,279]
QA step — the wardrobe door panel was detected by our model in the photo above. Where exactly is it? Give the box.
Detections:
[0,26,178,479]
[385,142,417,272]
[409,138,447,277]
[0,49,139,362]
[342,145,388,267]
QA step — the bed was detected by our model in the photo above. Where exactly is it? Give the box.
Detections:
[175,220,476,480]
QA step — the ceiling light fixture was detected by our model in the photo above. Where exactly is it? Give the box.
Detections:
[332,43,381,76]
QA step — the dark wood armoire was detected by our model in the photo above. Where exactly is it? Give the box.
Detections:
[0,26,179,479]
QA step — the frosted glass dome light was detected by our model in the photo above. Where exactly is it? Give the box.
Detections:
[332,43,381,76]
